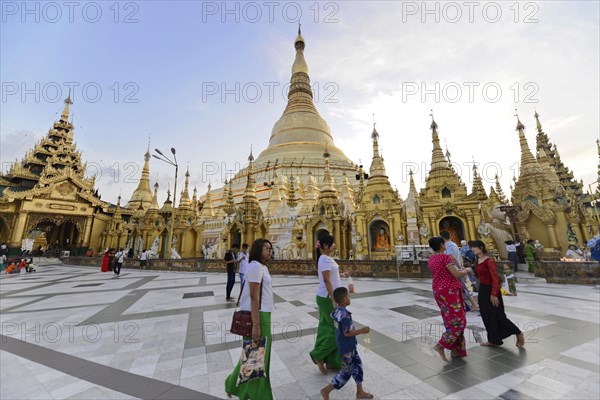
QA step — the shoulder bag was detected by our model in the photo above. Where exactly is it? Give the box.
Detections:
[230,278,263,337]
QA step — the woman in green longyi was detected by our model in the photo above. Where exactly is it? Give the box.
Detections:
[225,239,275,400]
[524,239,536,273]
[310,234,347,373]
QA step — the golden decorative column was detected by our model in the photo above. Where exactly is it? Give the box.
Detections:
[545,224,560,248]
[10,212,28,248]
[466,215,476,241]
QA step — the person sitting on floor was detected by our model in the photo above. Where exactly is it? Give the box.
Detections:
[25,259,36,273]
[5,262,17,274]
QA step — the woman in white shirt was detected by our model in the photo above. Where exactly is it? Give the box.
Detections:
[309,234,347,374]
[225,239,274,400]
[505,240,519,272]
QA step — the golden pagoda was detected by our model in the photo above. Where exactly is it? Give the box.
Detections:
[0,94,107,255]
[2,31,596,260]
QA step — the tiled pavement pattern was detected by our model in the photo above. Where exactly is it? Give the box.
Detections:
[1,265,598,400]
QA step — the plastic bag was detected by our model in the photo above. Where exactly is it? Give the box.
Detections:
[348,276,355,293]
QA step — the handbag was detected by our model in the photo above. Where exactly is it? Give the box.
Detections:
[230,278,262,337]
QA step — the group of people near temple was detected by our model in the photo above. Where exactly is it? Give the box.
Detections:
[429,235,524,363]
[221,231,532,400]
[99,248,127,276]
[223,235,374,400]
[1,256,37,274]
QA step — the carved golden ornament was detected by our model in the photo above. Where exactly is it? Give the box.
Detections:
[54,182,75,197]
[517,201,555,223]
[432,202,467,219]
[34,202,43,207]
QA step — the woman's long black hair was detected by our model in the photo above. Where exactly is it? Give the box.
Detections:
[315,233,334,267]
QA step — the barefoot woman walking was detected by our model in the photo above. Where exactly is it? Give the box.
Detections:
[427,236,472,362]
[469,240,525,347]
[310,234,344,373]
[225,239,275,400]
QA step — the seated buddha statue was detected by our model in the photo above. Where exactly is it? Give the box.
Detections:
[373,228,391,251]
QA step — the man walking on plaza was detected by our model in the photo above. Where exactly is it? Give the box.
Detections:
[113,248,125,277]
[224,244,239,302]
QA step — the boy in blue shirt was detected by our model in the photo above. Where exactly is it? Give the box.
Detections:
[320,287,373,400]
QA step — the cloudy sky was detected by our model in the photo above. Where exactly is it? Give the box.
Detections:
[1,1,598,205]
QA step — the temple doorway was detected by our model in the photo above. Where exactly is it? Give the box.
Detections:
[0,217,9,244]
[439,217,465,245]
[30,220,79,255]
[230,228,242,247]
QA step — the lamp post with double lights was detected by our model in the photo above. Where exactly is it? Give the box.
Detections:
[153,148,178,259]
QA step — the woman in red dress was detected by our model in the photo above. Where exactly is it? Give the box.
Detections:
[469,240,524,347]
[101,249,110,272]
[428,236,473,362]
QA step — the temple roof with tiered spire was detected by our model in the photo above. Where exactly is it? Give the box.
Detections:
[0,94,96,200]
[515,111,544,180]
[148,182,160,211]
[367,122,389,183]
[469,163,488,201]
[422,112,466,199]
[127,146,153,210]
[534,110,583,197]
[178,167,191,210]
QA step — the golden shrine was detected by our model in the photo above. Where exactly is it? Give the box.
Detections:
[1,30,598,259]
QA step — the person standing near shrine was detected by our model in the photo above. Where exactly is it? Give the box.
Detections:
[238,243,249,284]
[524,239,536,272]
[470,240,524,347]
[139,249,148,269]
[505,240,520,272]
[441,231,478,312]
[224,244,239,302]
[310,234,346,373]
[101,249,110,272]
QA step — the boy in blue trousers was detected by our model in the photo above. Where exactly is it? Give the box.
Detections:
[320,287,374,400]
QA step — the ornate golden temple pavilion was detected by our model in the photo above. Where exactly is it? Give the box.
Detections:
[1,30,598,259]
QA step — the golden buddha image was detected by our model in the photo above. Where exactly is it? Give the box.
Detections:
[373,227,390,251]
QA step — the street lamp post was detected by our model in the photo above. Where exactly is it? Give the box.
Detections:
[153,148,178,259]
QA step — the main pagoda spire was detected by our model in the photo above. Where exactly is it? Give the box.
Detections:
[252,27,354,174]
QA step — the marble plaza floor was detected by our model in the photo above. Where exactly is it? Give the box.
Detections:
[1,264,599,400]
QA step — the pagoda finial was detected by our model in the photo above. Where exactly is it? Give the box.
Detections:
[514,108,525,130]
[534,109,543,133]
[60,89,73,122]
[371,113,379,139]
[248,145,254,162]
[430,109,438,130]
